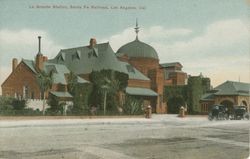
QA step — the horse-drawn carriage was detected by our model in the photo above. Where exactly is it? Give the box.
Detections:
[208,105,229,120]
[232,106,249,120]
[208,105,249,120]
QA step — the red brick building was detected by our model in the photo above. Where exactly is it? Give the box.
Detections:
[1,23,188,113]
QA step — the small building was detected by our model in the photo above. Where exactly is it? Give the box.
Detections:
[200,81,250,113]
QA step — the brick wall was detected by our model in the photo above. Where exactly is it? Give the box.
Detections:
[1,61,41,99]
[128,57,159,76]
[128,79,151,88]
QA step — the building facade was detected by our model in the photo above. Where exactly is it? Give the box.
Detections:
[200,81,250,114]
[1,23,188,113]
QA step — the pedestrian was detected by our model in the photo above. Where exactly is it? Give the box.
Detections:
[91,105,97,115]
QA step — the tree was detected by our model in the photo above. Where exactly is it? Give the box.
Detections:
[89,70,128,115]
[36,70,53,115]
[67,71,78,95]
[67,72,93,114]
[46,95,60,114]
[98,76,117,115]
[0,96,14,115]
[186,76,210,114]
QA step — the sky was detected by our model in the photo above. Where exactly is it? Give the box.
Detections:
[0,0,249,94]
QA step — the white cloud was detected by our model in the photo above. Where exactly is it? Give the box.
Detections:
[140,26,192,40]
[99,26,193,52]
[0,29,65,95]
[157,19,249,60]
[102,19,249,86]
[0,29,64,62]
[155,19,250,86]
[99,28,135,52]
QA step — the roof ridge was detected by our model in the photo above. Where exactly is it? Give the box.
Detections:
[226,80,250,85]
[61,42,109,51]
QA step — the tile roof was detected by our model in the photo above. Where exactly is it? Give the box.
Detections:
[116,39,159,59]
[49,42,124,75]
[214,81,250,96]
[119,61,150,81]
[44,63,70,85]
[22,59,37,73]
[200,93,215,101]
[160,62,182,68]
[126,87,158,96]
[48,42,149,81]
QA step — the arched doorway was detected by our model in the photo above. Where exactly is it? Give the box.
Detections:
[220,100,234,114]
[241,101,247,106]
[241,100,248,112]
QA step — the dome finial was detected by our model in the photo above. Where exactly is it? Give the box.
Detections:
[134,18,140,40]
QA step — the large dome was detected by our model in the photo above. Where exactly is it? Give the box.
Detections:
[116,39,159,60]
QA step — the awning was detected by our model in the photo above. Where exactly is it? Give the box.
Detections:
[126,87,158,96]
[77,76,90,84]
[50,91,73,99]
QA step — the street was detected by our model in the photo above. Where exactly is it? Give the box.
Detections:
[0,115,249,159]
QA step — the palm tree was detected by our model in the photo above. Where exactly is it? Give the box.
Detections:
[36,70,53,115]
[67,71,78,95]
[90,70,126,115]
[99,76,121,115]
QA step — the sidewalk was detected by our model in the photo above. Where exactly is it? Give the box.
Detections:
[0,115,144,121]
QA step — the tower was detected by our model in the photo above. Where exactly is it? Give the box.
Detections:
[134,18,140,40]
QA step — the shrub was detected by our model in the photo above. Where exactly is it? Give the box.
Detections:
[123,95,143,115]
[46,95,63,115]
[0,96,41,116]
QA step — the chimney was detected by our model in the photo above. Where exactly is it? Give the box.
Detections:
[89,38,97,48]
[38,36,42,54]
[36,36,44,71]
[43,56,48,62]
[12,58,18,72]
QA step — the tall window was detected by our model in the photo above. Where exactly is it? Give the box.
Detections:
[31,91,35,100]
[23,85,29,99]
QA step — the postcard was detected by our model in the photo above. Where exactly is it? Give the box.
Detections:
[0,0,249,159]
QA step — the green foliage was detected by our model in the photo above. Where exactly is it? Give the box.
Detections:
[70,83,93,114]
[187,76,210,114]
[0,96,14,108]
[167,95,185,114]
[15,108,42,116]
[89,69,128,114]
[164,86,187,114]
[0,96,41,116]
[123,95,143,115]
[46,95,62,115]
[164,76,211,114]
[67,72,93,114]
[36,70,53,115]
[164,86,187,101]
[36,70,53,94]
[12,98,26,110]
[0,96,14,115]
